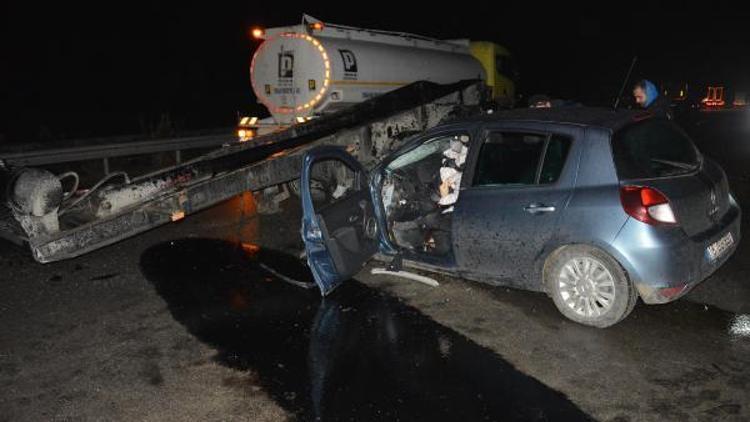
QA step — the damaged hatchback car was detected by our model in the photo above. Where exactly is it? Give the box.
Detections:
[300,107,741,327]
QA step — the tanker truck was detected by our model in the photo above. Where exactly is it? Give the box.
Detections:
[0,15,497,263]
[238,14,516,140]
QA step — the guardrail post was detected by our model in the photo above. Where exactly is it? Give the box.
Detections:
[103,157,110,175]
[175,150,182,164]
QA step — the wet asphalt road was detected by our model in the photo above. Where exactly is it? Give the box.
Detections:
[1,110,750,421]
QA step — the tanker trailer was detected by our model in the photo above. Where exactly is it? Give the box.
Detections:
[238,14,514,139]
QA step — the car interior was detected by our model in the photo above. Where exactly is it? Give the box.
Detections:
[380,134,466,256]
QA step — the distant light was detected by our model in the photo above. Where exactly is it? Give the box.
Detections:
[251,27,265,39]
[309,22,325,31]
[237,128,255,142]
[295,116,306,123]
[249,116,258,125]
[241,243,260,256]
[701,86,726,108]
[729,314,750,338]
[239,117,250,125]
[171,210,185,222]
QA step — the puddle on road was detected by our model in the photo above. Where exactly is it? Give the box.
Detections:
[140,238,590,421]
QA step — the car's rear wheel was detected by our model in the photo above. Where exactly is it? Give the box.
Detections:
[546,245,637,328]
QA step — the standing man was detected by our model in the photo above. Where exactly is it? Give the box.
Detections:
[633,79,672,119]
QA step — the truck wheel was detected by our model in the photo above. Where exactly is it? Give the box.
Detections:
[545,245,637,328]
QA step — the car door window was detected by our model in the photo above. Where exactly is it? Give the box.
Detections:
[473,132,546,186]
[473,131,571,187]
[539,134,572,184]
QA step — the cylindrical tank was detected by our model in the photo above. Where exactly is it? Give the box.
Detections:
[8,168,63,217]
[250,33,485,124]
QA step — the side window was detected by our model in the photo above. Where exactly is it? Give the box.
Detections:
[473,132,546,186]
[385,134,457,173]
[539,134,572,184]
[473,131,572,187]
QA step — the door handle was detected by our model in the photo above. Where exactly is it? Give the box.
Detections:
[524,203,556,214]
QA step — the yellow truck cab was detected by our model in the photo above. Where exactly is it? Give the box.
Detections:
[469,41,517,107]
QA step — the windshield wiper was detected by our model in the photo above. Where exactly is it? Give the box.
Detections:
[650,158,698,171]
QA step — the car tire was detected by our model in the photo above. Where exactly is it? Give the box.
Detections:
[545,245,637,328]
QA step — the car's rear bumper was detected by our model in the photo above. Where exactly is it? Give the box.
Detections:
[611,204,741,304]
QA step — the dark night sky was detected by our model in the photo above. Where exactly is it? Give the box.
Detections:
[4,1,750,143]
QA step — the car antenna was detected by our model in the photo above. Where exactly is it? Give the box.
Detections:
[613,56,638,111]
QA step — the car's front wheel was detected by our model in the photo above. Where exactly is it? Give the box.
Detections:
[545,245,637,328]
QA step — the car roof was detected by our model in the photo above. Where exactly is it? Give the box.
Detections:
[461,106,652,131]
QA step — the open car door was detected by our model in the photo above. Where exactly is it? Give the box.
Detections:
[300,147,380,295]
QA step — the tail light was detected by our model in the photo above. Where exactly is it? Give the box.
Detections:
[620,185,677,225]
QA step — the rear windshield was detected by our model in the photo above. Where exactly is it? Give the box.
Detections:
[612,119,701,179]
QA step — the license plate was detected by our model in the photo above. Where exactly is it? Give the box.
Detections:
[706,231,734,262]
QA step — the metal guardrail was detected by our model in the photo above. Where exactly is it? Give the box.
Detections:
[0,132,238,167]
